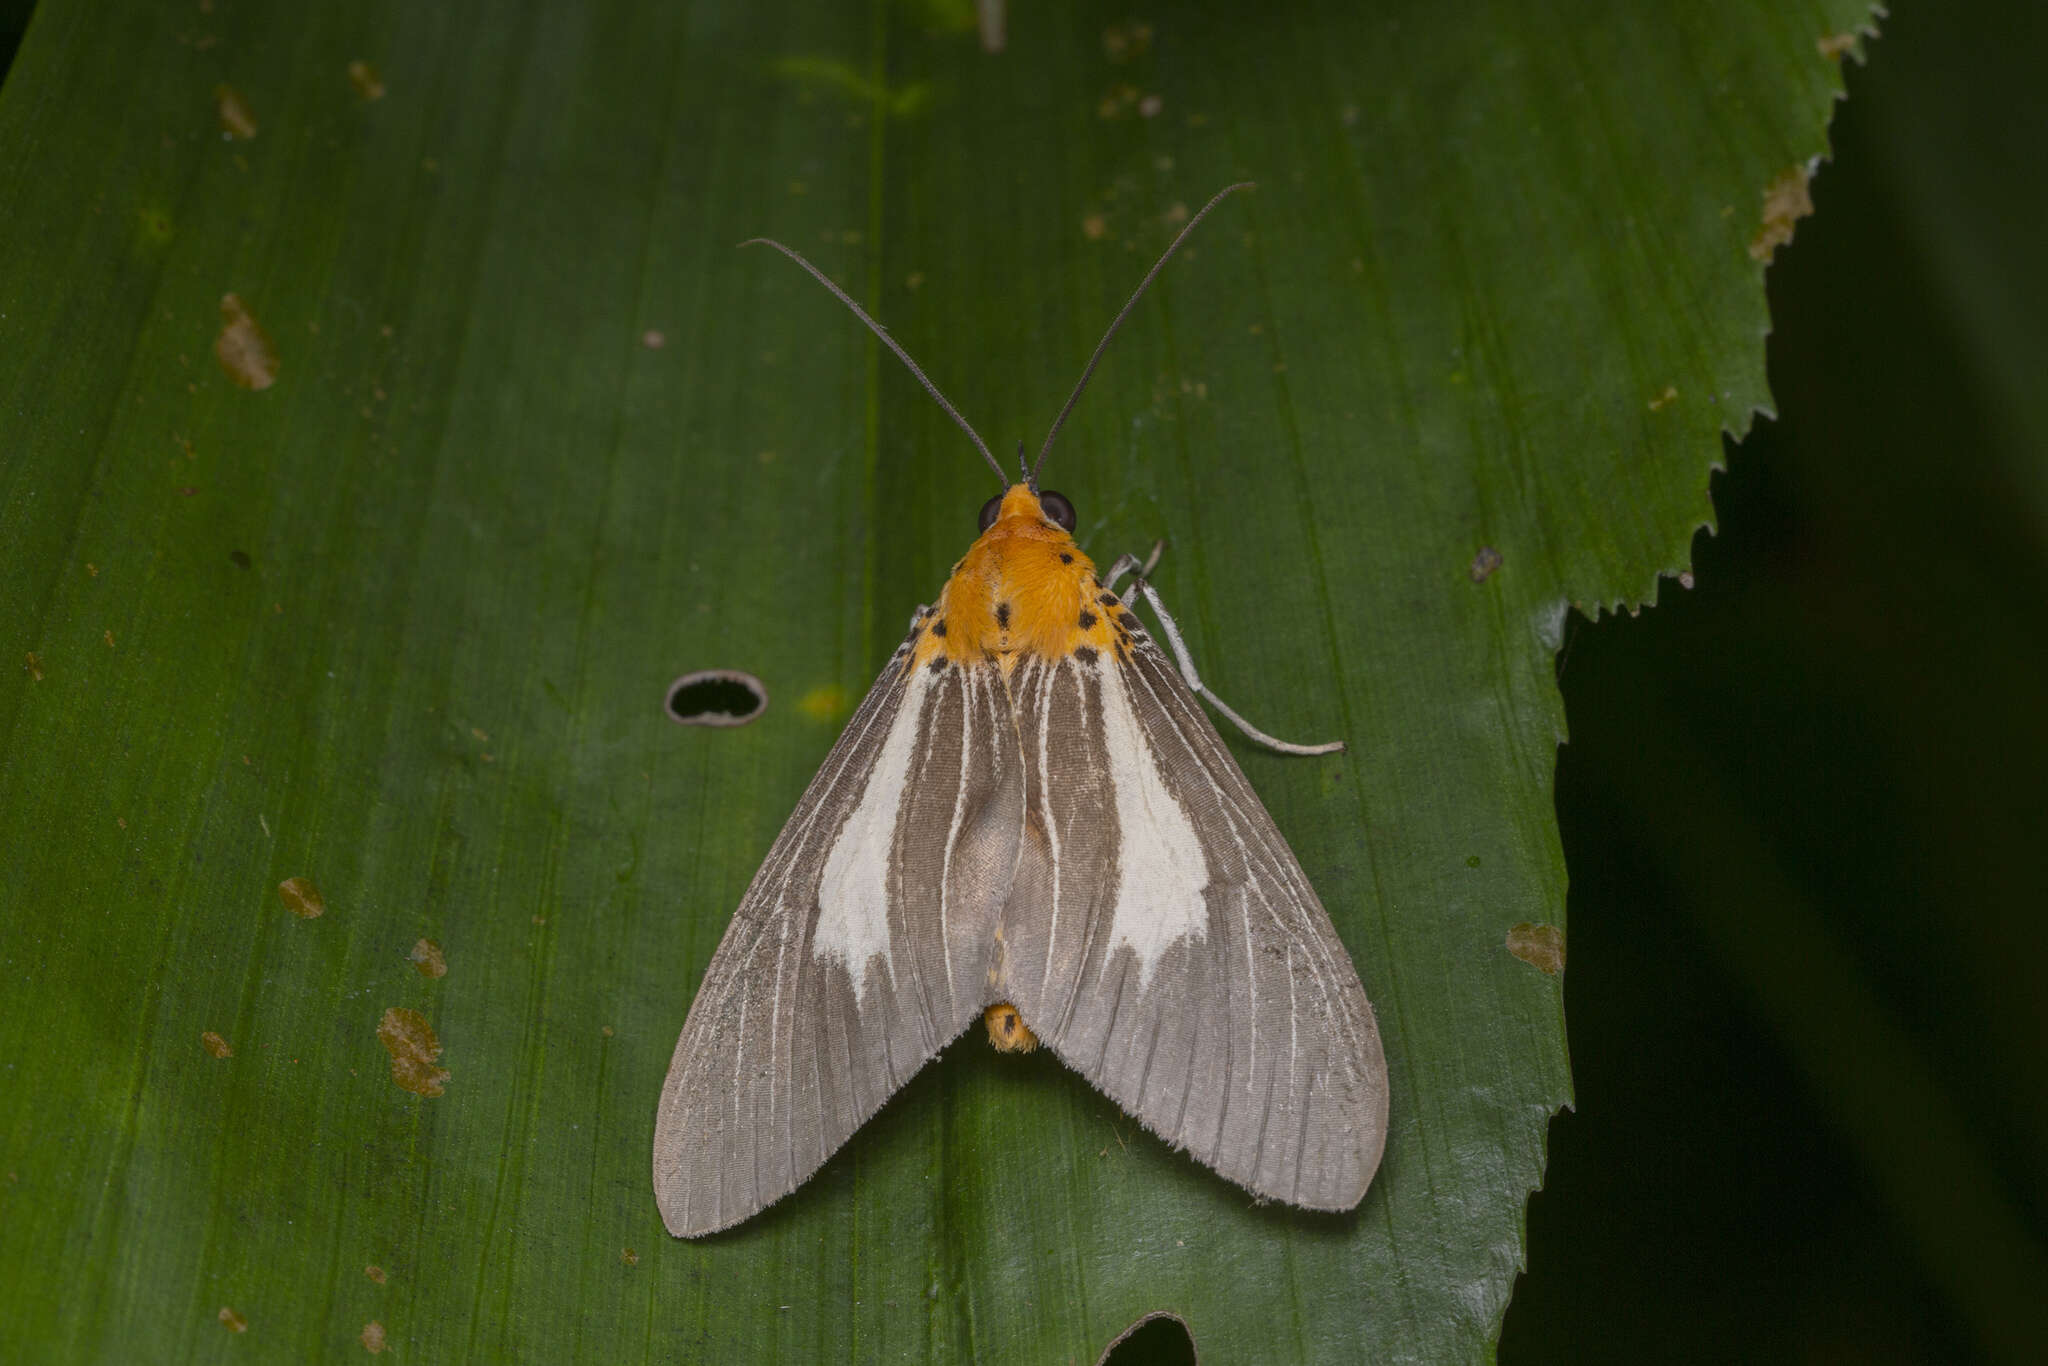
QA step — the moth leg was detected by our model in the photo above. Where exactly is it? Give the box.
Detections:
[1129,579,1346,757]
[1101,540,1167,596]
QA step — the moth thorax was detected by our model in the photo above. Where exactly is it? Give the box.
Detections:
[982,1002,1039,1054]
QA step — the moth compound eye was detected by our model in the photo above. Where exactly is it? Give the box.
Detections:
[1039,489,1077,533]
[977,494,1004,532]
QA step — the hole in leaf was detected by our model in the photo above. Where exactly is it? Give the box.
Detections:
[665,670,768,727]
[1098,1311,1196,1366]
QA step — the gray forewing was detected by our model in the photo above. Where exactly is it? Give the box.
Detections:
[998,645,1388,1212]
[653,645,1023,1237]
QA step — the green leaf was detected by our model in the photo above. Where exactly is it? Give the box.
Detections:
[0,1,1869,1360]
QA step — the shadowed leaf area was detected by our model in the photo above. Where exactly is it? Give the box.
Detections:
[0,0,1869,1360]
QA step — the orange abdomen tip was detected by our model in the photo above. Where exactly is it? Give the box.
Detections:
[983,1002,1039,1054]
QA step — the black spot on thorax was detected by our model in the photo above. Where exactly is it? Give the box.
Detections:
[995,602,1011,630]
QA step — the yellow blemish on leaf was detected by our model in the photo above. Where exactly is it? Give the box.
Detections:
[1817,32,1857,60]
[797,684,849,722]
[137,204,174,246]
[24,653,42,681]
[218,1306,248,1333]
[347,60,386,101]
[103,630,114,648]
[1505,922,1565,975]
[215,293,279,390]
[377,1007,449,1097]
[1648,385,1679,411]
[409,938,447,978]
[1096,82,1141,119]
[983,1002,1039,1053]
[213,84,257,139]
[278,876,325,918]
[620,1247,639,1266]
[360,1320,387,1354]
[770,57,931,117]
[365,1264,387,1285]
[1082,213,1108,241]
[201,1030,233,1058]
[1749,165,1814,263]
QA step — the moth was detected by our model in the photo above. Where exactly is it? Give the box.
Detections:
[654,185,1388,1238]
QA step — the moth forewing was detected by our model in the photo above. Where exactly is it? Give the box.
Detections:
[997,634,1386,1211]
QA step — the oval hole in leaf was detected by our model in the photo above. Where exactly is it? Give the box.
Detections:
[1098,1311,1196,1366]
[665,670,768,727]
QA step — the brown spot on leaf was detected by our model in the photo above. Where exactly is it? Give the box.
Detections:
[347,60,386,101]
[214,84,258,139]
[640,328,665,349]
[409,938,447,978]
[360,1320,386,1354]
[364,1264,387,1285]
[620,1247,639,1266]
[1101,21,1153,61]
[201,1030,233,1058]
[1749,165,1814,262]
[1082,212,1108,241]
[24,653,42,682]
[215,293,279,390]
[377,1007,449,1096]
[1817,31,1857,60]
[218,1306,248,1333]
[1468,546,1503,583]
[278,876,325,918]
[1506,922,1565,975]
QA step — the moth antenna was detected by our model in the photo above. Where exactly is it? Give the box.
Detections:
[741,237,1007,488]
[1031,182,1255,483]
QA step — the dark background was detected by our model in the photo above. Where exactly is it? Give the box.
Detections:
[1502,0,2047,1360]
